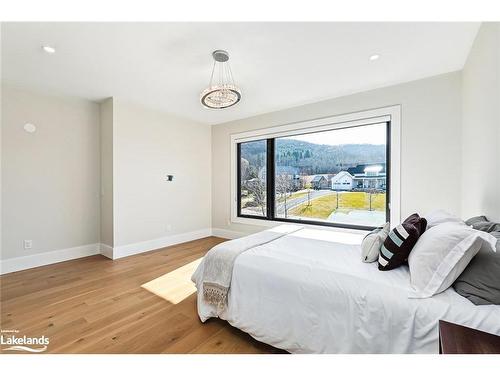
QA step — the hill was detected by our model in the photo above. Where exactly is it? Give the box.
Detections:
[241,138,385,176]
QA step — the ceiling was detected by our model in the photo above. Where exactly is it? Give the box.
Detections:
[1,22,479,125]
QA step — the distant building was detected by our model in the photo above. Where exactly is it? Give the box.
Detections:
[331,163,386,191]
[348,163,386,190]
[311,175,329,190]
[301,175,315,189]
[260,166,302,190]
[258,166,299,180]
[331,170,354,191]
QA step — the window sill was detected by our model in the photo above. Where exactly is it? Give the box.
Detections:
[231,215,372,235]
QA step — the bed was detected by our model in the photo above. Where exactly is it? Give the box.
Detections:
[192,225,500,353]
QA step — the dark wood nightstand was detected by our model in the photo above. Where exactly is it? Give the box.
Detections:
[439,320,500,354]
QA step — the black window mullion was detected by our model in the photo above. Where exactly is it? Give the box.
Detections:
[236,142,242,216]
[266,138,275,220]
[385,121,391,223]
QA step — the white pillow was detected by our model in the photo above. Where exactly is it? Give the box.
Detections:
[425,209,464,229]
[361,222,390,263]
[408,222,497,298]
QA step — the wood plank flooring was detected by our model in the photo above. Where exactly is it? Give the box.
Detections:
[0,237,285,354]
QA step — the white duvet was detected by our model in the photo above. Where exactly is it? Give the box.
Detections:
[192,226,500,353]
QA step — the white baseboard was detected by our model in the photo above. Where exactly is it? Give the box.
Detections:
[0,243,100,275]
[0,228,234,274]
[112,228,212,259]
[99,243,114,259]
[211,228,246,239]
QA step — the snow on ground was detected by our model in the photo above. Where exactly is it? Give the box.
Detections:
[327,210,385,227]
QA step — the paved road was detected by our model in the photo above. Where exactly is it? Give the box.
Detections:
[243,190,386,227]
[276,189,334,216]
[241,189,335,217]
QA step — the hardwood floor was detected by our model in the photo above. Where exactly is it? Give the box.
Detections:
[0,237,285,354]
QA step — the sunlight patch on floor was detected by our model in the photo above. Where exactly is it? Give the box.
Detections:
[141,258,202,304]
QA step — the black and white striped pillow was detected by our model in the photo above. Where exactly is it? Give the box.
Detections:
[378,213,427,271]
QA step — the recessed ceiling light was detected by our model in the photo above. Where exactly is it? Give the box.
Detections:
[42,45,56,54]
[369,54,380,61]
[23,123,37,133]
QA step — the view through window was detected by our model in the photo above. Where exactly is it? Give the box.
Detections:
[238,122,389,229]
[239,139,267,217]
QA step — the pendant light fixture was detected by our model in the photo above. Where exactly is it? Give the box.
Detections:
[200,50,241,109]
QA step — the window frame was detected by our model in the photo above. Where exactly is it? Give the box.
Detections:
[236,139,274,220]
[230,105,401,231]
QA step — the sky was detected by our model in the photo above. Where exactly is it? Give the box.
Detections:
[286,122,386,145]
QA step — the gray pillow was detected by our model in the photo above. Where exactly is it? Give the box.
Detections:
[361,223,390,263]
[453,231,500,305]
[465,215,500,233]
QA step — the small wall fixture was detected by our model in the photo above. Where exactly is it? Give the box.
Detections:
[166,175,174,182]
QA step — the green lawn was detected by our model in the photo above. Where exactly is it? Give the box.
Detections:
[290,192,386,219]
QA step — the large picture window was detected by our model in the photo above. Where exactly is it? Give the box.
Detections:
[237,121,390,230]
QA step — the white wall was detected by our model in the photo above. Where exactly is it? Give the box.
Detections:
[100,98,114,247]
[0,88,212,269]
[1,85,100,260]
[112,99,212,251]
[212,72,463,236]
[1,90,212,268]
[461,23,500,222]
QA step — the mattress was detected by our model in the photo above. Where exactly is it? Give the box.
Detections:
[192,226,500,353]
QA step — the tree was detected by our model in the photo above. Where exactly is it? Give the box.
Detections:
[240,158,250,181]
[246,178,267,216]
[276,173,293,218]
[367,188,377,211]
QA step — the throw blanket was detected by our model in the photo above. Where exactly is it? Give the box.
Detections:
[197,225,303,308]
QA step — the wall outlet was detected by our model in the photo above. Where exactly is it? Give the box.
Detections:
[23,240,33,250]
[166,224,172,232]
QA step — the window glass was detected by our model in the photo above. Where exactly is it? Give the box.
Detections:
[274,123,387,227]
[237,122,389,229]
[239,140,267,217]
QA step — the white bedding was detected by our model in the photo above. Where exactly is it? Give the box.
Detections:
[192,226,500,353]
